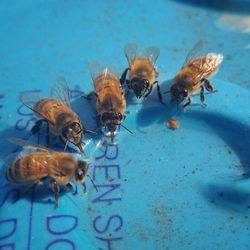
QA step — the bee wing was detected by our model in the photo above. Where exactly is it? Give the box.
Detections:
[51,77,71,108]
[206,53,224,68]
[124,43,138,65]
[193,52,224,80]
[89,61,119,81]
[183,40,204,67]
[20,91,55,125]
[20,90,41,111]
[89,60,106,81]
[144,46,160,65]
[8,137,56,153]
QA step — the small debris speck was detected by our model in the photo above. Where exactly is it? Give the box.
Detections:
[126,160,132,165]
[166,119,180,129]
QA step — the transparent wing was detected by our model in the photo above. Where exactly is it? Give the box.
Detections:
[183,40,204,67]
[144,46,160,65]
[20,90,55,124]
[8,137,56,153]
[20,90,42,112]
[89,60,118,81]
[193,52,224,81]
[89,60,107,81]
[124,43,138,65]
[51,77,71,108]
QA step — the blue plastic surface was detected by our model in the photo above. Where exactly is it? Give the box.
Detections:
[0,1,250,250]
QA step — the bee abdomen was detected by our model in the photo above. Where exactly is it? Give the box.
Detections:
[6,159,22,183]
[6,156,33,183]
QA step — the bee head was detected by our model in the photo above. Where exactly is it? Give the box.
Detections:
[100,112,124,126]
[170,85,188,103]
[130,77,150,98]
[75,160,88,183]
[100,112,125,143]
[61,121,83,150]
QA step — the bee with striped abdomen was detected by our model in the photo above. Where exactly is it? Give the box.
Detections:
[120,43,163,103]
[6,138,97,207]
[169,41,223,109]
[20,78,88,153]
[89,62,132,143]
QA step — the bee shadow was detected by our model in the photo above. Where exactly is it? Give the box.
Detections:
[185,110,250,174]
[171,0,250,15]
[200,182,250,213]
[70,95,98,132]
[134,79,177,127]
[70,94,104,145]
[0,126,31,159]
[0,180,78,207]
[186,111,250,212]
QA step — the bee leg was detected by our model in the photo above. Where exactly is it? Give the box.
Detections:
[66,183,73,192]
[126,80,132,89]
[183,96,191,109]
[120,68,130,86]
[20,177,48,197]
[83,91,97,100]
[83,182,87,193]
[45,121,50,147]
[31,119,45,134]
[200,85,207,107]
[37,176,48,186]
[202,78,217,93]
[154,81,164,105]
[59,136,66,147]
[20,181,40,196]
[51,180,60,208]
[144,86,153,99]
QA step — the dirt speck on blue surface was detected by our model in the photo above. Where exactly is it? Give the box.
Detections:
[126,160,132,165]
[152,204,174,247]
[224,144,234,155]
[109,177,115,182]
[87,206,92,213]
[132,220,151,242]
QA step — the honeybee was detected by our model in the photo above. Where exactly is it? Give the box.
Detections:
[21,78,87,153]
[169,41,223,109]
[120,43,163,103]
[89,62,131,143]
[6,138,97,208]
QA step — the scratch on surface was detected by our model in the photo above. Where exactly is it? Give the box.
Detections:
[216,15,250,34]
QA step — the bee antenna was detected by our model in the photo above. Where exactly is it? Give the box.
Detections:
[64,140,69,151]
[84,128,97,135]
[121,124,133,134]
[87,175,98,192]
